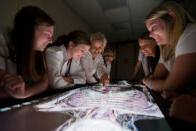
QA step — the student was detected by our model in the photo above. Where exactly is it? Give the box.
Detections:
[142,1,196,122]
[0,6,55,98]
[103,48,115,76]
[130,32,160,81]
[46,31,90,89]
[144,54,175,96]
[81,32,109,86]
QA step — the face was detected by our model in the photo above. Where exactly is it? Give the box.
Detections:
[139,39,156,57]
[90,40,104,58]
[146,19,168,46]
[33,25,54,51]
[72,43,90,60]
[104,52,114,64]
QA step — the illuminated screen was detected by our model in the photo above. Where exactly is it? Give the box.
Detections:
[35,82,165,131]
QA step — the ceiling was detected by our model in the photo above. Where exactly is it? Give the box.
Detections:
[63,0,163,43]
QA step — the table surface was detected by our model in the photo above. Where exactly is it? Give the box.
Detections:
[0,83,172,131]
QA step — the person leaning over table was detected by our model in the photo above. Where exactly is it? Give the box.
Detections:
[81,32,109,86]
[142,1,196,123]
[46,31,90,89]
[0,6,55,99]
[130,32,160,82]
[103,48,116,76]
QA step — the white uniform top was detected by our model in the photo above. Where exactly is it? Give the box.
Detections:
[81,51,108,83]
[175,23,196,57]
[138,50,150,76]
[175,23,196,91]
[46,45,86,89]
[0,29,16,74]
[158,23,196,73]
[105,62,112,75]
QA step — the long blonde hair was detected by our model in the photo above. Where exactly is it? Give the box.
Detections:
[145,1,195,61]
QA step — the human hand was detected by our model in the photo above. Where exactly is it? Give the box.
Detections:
[1,74,27,98]
[100,73,109,86]
[142,77,153,90]
[6,83,26,99]
[64,76,74,84]
[1,74,24,90]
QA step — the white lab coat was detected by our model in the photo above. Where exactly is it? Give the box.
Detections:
[105,62,111,75]
[81,51,108,83]
[46,45,86,89]
[0,29,16,74]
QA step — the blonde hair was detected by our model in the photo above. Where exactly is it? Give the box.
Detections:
[145,1,195,61]
[90,32,107,52]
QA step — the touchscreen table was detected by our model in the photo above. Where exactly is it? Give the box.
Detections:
[0,81,172,131]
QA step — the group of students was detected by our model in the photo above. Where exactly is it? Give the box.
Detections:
[46,31,115,89]
[0,0,196,125]
[131,1,196,124]
[0,6,115,99]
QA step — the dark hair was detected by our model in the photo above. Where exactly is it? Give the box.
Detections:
[52,30,90,47]
[10,6,55,82]
[139,31,155,41]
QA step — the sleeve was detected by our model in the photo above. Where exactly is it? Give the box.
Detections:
[70,59,86,84]
[0,31,9,71]
[175,27,196,58]
[96,54,108,79]
[158,55,164,64]
[138,50,143,61]
[105,63,112,75]
[46,47,70,88]
[80,53,97,83]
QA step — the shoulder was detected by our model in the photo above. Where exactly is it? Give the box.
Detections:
[0,29,10,57]
[47,45,64,52]
[176,23,196,57]
[46,45,65,57]
[46,45,66,62]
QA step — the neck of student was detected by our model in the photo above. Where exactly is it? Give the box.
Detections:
[66,48,72,59]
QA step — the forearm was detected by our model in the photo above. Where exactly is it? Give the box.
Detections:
[144,78,165,92]
[152,79,165,92]
[25,77,48,97]
[84,69,97,83]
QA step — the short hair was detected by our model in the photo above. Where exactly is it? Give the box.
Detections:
[90,32,107,52]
